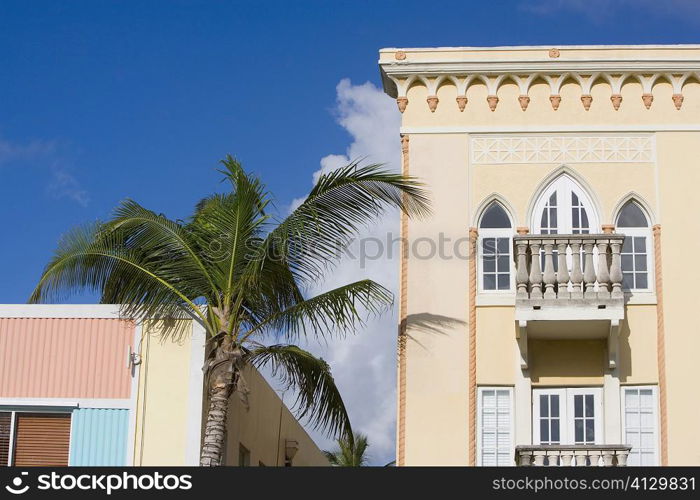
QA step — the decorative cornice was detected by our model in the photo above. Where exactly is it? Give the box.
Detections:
[380,51,700,113]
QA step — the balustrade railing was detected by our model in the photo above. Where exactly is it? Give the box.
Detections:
[513,234,625,302]
[515,445,631,466]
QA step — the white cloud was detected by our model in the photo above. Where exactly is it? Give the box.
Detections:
[0,136,89,207]
[289,79,402,465]
[47,163,90,207]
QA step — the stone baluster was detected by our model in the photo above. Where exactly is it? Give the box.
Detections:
[583,241,597,299]
[574,449,589,466]
[570,241,583,299]
[533,451,546,466]
[556,240,570,299]
[609,239,624,299]
[543,241,556,299]
[560,450,574,466]
[518,450,533,466]
[616,450,629,466]
[596,240,611,298]
[589,450,602,466]
[601,450,615,467]
[546,450,560,466]
[515,240,530,299]
[529,241,542,299]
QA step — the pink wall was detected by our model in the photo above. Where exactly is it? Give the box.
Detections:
[0,318,134,399]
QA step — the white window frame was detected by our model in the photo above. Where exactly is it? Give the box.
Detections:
[616,227,656,295]
[532,175,599,235]
[532,388,603,445]
[476,386,514,466]
[478,230,516,294]
[620,385,659,466]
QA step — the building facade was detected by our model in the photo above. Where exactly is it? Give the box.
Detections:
[380,45,700,466]
[0,305,327,466]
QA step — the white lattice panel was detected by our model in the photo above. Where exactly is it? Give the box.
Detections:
[471,136,653,164]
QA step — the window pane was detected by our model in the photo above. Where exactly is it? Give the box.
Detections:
[617,201,648,227]
[483,238,496,255]
[497,255,510,271]
[574,419,583,443]
[621,255,633,270]
[483,257,495,272]
[550,395,559,417]
[622,237,632,252]
[540,420,549,442]
[480,203,511,228]
[634,237,646,250]
[497,238,509,253]
[574,395,583,417]
[497,274,510,290]
[623,273,634,289]
[551,420,560,443]
[636,273,648,289]
[540,396,549,417]
[580,209,589,230]
[635,255,647,272]
[549,208,557,228]
[484,274,496,290]
[586,419,595,442]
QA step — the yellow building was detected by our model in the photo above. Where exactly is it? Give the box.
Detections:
[379,45,700,466]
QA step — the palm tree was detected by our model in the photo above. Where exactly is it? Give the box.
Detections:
[323,432,369,466]
[30,156,429,466]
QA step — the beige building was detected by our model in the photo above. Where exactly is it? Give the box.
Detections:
[379,45,700,466]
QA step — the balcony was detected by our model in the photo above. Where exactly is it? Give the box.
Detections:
[515,445,632,466]
[512,234,626,370]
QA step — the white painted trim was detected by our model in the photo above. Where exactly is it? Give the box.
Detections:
[604,373,621,444]
[532,387,603,445]
[514,353,532,448]
[625,292,657,305]
[7,411,16,466]
[125,322,143,466]
[401,125,700,134]
[476,386,515,466]
[532,388,566,444]
[184,320,206,466]
[620,385,660,466]
[0,304,124,319]
[530,173,600,235]
[380,44,700,53]
[0,398,131,409]
[611,192,657,227]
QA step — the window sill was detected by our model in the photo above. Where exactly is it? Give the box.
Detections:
[624,292,657,305]
[476,294,516,306]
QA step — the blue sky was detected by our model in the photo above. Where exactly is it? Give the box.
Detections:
[1,0,699,303]
[1,0,699,464]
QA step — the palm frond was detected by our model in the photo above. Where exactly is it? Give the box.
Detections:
[29,222,208,326]
[246,345,352,439]
[258,160,430,284]
[241,279,393,343]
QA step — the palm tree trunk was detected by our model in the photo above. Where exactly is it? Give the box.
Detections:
[200,385,230,466]
[200,334,241,466]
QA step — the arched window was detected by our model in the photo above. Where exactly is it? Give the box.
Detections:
[616,200,652,291]
[532,174,598,235]
[478,202,513,292]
